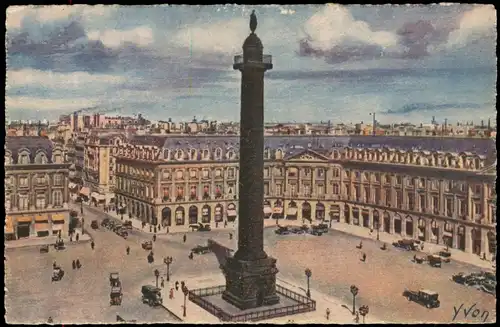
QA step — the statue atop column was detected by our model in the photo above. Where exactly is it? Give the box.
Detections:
[250,10,257,34]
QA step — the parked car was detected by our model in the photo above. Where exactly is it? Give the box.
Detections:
[52,267,65,282]
[54,239,65,251]
[113,225,123,233]
[110,286,123,306]
[142,241,153,250]
[123,220,133,230]
[427,255,442,268]
[101,218,110,227]
[110,272,121,287]
[117,230,128,239]
[141,285,163,306]
[316,223,329,233]
[289,226,306,234]
[402,289,440,309]
[91,220,99,229]
[275,226,291,235]
[392,239,418,251]
[191,245,212,254]
[40,245,49,253]
[436,251,452,263]
[309,226,323,236]
[452,272,467,284]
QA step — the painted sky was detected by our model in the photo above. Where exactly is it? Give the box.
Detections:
[5,4,497,124]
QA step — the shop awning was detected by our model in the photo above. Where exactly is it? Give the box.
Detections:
[287,208,298,216]
[80,187,90,196]
[273,207,283,214]
[227,210,237,217]
[264,206,273,214]
[35,223,50,231]
[17,216,32,223]
[35,214,48,222]
[5,216,14,234]
[51,214,65,222]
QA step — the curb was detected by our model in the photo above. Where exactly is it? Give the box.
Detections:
[5,237,92,251]
[159,304,183,321]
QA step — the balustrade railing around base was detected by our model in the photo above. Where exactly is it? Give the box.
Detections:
[188,284,316,322]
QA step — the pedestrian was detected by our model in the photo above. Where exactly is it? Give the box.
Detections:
[76,259,81,269]
[70,235,73,242]
[216,222,219,228]
[224,220,227,228]
[183,234,187,243]
[48,316,53,324]
[154,226,157,234]
[167,227,169,234]
[126,246,130,255]
[354,311,360,324]
[175,281,179,291]
[326,308,330,320]
[158,224,161,231]
[362,253,366,262]
[76,233,79,242]
[169,288,174,299]
[189,252,194,260]
[413,254,417,262]
[150,225,152,233]
[91,241,95,250]
[53,261,57,269]
[58,230,62,238]
[482,252,487,260]
[421,243,424,251]
[229,233,233,240]
[153,234,157,242]
[72,260,76,270]
[161,277,165,288]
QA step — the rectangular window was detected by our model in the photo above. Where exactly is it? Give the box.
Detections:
[304,168,311,176]
[333,183,339,195]
[189,170,197,178]
[396,176,402,185]
[290,184,297,197]
[317,168,324,178]
[474,202,482,215]
[53,191,63,207]
[317,185,324,196]
[408,193,414,211]
[53,174,63,186]
[202,169,209,179]
[303,184,311,197]
[419,194,426,211]
[276,184,282,196]
[264,183,269,196]
[19,195,29,209]
[228,168,235,179]
[163,170,171,179]
[432,196,439,213]
[176,170,183,180]
[215,169,222,177]
[264,168,269,177]
[36,194,46,209]
[19,177,28,187]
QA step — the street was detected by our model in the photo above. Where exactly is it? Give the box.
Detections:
[5,206,496,323]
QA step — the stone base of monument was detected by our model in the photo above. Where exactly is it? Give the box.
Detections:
[188,284,316,322]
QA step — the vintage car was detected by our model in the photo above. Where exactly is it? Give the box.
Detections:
[101,218,110,227]
[275,226,291,235]
[191,245,212,254]
[116,230,128,239]
[113,225,123,233]
[309,226,323,236]
[141,285,163,306]
[40,245,49,253]
[414,255,426,264]
[289,226,307,235]
[427,255,442,268]
[52,267,65,282]
[436,251,452,263]
[147,252,155,264]
[91,220,99,230]
[54,239,65,251]
[110,286,123,306]
[392,239,418,251]
[110,272,121,287]
[190,223,212,232]
[142,241,153,250]
[123,220,133,230]
[316,223,329,233]
[402,289,440,309]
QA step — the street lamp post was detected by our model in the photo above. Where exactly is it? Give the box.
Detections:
[182,284,189,317]
[350,285,359,316]
[164,256,173,281]
[154,269,160,288]
[305,268,312,298]
[359,305,369,323]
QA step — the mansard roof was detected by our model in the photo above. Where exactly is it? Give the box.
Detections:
[5,136,54,163]
[153,135,494,154]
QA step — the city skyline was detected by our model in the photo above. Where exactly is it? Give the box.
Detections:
[6,4,496,124]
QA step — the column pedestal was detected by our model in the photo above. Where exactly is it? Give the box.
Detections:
[222,256,280,310]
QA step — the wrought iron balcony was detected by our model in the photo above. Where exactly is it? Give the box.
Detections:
[233,54,272,67]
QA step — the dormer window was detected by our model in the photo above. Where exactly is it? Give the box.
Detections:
[227,151,235,160]
[203,149,210,160]
[175,149,184,160]
[19,153,30,164]
[215,148,222,159]
[189,148,196,160]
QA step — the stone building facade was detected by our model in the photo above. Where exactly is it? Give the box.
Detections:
[114,135,496,255]
[5,136,70,240]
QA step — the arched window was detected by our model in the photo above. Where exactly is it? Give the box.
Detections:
[276,149,283,160]
[227,151,235,160]
[176,149,184,160]
[19,152,30,164]
[189,148,197,160]
[215,148,222,159]
[203,149,210,160]
[333,168,340,178]
[5,154,12,165]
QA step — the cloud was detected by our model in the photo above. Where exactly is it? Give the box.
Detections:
[385,102,484,114]
[5,96,97,112]
[172,18,247,55]
[446,5,496,49]
[87,26,154,49]
[298,4,496,64]
[6,5,115,30]
[279,7,296,15]
[6,68,128,90]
